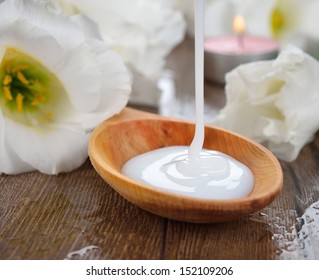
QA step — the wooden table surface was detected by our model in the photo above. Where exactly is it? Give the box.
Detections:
[1,37,319,260]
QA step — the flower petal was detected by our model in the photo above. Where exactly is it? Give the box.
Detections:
[243,0,277,37]
[63,40,131,131]
[0,112,33,174]
[0,0,84,48]
[71,14,103,41]
[57,42,101,111]
[300,0,319,39]
[51,0,186,81]
[5,118,90,174]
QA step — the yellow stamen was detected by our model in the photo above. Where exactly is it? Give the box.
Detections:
[31,94,46,106]
[5,61,12,73]
[3,86,13,101]
[46,112,53,119]
[3,75,12,86]
[31,99,40,106]
[17,71,29,85]
[39,94,46,102]
[16,93,24,112]
[12,64,30,73]
[271,8,285,38]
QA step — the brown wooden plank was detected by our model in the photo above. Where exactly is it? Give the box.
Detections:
[0,160,164,259]
[162,217,274,260]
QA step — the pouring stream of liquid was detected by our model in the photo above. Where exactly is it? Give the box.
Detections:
[121,0,254,200]
[188,0,205,161]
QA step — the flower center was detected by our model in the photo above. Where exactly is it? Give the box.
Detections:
[0,47,68,127]
[271,7,285,38]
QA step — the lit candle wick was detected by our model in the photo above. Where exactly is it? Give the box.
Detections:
[233,14,246,52]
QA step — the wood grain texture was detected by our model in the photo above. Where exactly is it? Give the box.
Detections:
[0,161,164,259]
[1,37,319,259]
[163,217,274,260]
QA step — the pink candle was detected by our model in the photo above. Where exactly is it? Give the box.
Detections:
[204,15,279,84]
[205,35,279,55]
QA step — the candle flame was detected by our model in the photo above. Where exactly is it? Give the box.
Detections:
[233,15,245,34]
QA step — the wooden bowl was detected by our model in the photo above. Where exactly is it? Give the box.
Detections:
[89,108,283,223]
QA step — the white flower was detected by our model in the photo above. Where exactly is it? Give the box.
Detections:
[215,46,319,162]
[48,0,186,82]
[0,0,131,174]
[244,0,319,40]
[245,0,319,58]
